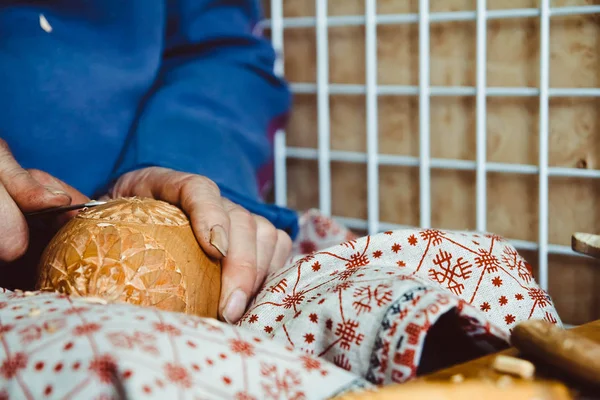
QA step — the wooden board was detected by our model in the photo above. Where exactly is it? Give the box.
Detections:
[262,0,600,324]
[414,319,600,399]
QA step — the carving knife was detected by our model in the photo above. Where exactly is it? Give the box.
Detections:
[24,200,108,217]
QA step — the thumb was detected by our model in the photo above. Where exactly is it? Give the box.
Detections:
[0,140,71,212]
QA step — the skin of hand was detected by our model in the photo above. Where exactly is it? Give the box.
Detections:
[0,139,90,262]
[104,166,293,324]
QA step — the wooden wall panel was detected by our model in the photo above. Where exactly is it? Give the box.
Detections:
[262,0,600,324]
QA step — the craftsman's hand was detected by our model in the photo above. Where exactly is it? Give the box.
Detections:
[0,138,89,262]
[106,166,293,324]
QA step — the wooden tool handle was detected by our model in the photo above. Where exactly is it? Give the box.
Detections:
[510,319,600,387]
[571,232,600,259]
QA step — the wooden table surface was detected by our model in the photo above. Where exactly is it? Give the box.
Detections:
[416,319,600,398]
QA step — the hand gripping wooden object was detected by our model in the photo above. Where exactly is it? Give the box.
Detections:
[36,197,222,318]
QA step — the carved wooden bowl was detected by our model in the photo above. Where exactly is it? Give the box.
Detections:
[36,197,221,318]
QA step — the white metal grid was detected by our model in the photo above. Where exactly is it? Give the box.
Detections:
[266,1,600,292]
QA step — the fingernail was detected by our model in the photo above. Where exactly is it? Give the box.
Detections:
[222,289,247,324]
[210,225,229,257]
[44,186,70,198]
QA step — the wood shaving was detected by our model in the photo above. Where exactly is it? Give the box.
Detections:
[80,296,108,305]
[28,308,41,317]
[492,355,535,379]
[39,14,52,33]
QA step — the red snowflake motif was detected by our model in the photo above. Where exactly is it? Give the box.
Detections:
[282,291,305,309]
[515,293,524,300]
[264,326,273,334]
[384,231,393,235]
[63,307,90,315]
[0,324,12,334]
[372,250,382,258]
[334,320,364,350]
[73,323,101,336]
[89,354,118,383]
[391,243,401,253]
[260,363,304,400]
[299,240,317,254]
[428,249,472,295]
[325,319,333,330]
[544,312,558,325]
[0,302,6,310]
[235,392,257,400]
[164,363,192,388]
[480,302,491,312]
[275,315,284,322]
[397,260,406,268]
[352,284,393,315]
[498,296,508,306]
[300,355,321,372]
[303,333,315,344]
[106,331,159,355]
[408,235,418,246]
[345,252,369,269]
[420,229,444,246]
[309,314,318,323]
[0,352,27,379]
[528,288,550,308]
[474,249,500,273]
[491,276,503,287]
[504,314,516,325]
[337,267,360,281]
[153,322,181,336]
[248,315,259,323]
[269,279,287,294]
[311,262,321,272]
[18,325,42,344]
[229,339,255,357]
[333,354,352,371]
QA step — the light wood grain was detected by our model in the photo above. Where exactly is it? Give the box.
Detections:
[36,197,222,318]
[511,319,600,387]
[335,381,573,400]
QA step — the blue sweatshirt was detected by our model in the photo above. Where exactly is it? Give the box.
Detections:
[0,0,299,238]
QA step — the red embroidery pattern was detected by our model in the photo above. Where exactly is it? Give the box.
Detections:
[0,209,561,397]
[240,209,562,385]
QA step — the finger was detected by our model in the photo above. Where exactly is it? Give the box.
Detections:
[27,169,89,204]
[252,215,278,294]
[269,229,293,275]
[0,139,70,212]
[27,169,91,226]
[219,200,257,324]
[0,184,29,261]
[112,168,231,260]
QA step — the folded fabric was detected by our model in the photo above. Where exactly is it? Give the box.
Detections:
[238,210,563,384]
[0,209,562,399]
[0,289,368,399]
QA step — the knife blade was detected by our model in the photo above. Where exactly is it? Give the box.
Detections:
[24,200,108,217]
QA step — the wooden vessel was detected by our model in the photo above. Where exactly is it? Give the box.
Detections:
[36,197,221,318]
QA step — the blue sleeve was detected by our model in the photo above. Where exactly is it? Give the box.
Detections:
[111,0,299,238]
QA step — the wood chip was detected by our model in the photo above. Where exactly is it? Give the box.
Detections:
[39,14,52,33]
[492,355,535,379]
[28,308,41,317]
[80,296,108,305]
